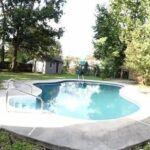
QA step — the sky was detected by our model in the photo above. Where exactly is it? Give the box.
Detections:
[59,0,109,58]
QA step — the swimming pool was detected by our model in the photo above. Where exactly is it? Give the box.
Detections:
[8,81,139,120]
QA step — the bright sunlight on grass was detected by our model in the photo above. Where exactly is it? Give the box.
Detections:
[0,71,102,81]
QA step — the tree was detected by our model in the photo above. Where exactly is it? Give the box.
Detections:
[93,5,125,77]
[0,0,65,71]
[125,24,150,85]
[111,0,150,85]
[111,0,148,42]
[0,0,7,63]
[28,40,62,60]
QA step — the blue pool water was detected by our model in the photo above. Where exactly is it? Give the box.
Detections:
[9,81,139,120]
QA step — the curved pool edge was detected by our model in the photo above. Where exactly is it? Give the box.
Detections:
[120,85,150,121]
[17,79,150,122]
[1,79,150,150]
[0,79,150,128]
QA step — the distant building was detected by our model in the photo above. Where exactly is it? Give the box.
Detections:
[32,57,63,74]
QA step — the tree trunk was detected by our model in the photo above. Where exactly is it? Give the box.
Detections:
[11,44,18,71]
[32,58,36,72]
[0,0,6,63]
[1,42,5,63]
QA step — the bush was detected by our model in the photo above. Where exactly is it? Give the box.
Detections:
[17,63,32,72]
[0,61,11,69]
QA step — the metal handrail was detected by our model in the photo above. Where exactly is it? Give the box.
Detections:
[7,79,33,94]
[6,79,44,112]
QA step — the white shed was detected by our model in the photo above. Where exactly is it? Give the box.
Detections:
[33,57,63,74]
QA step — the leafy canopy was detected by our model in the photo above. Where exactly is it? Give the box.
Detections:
[0,0,65,70]
[111,0,150,84]
[93,5,125,77]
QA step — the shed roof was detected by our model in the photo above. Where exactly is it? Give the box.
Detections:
[26,57,63,64]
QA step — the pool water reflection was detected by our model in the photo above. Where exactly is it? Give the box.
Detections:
[35,82,139,120]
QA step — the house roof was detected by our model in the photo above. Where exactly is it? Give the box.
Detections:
[51,57,63,63]
[26,57,63,64]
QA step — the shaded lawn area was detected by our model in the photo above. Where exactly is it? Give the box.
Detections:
[0,130,44,150]
[0,71,102,81]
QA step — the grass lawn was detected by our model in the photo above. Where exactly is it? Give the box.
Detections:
[0,71,102,81]
[0,130,44,150]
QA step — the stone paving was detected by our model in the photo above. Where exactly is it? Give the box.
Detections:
[1,117,150,150]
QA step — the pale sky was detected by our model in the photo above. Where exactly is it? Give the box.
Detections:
[60,0,109,58]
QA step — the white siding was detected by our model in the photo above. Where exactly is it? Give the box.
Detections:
[34,60,63,74]
[35,61,44,73]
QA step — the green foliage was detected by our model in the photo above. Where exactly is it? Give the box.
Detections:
[83,62,89,75]
[111,0,149,40]
[144,144,150,150]
[128,142,150,150]
[63,59,70,73]
[111,0,150,85]
[0,130,41,150]
[125,24,150,85]
[76,61,89,76]
[12,141,39,150]
[0,0,7,62]
[93,64,100,77]
[0,0,65,70]
[93,5,125,78]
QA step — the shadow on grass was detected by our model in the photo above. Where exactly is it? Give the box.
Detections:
[0,71,103,81]
[0,72,78,80]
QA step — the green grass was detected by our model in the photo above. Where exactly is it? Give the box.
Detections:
[128,142,150,150]
[0,71,102,81]
[0,130,43,150]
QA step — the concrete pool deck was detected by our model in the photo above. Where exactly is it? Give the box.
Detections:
[0,79,150,150]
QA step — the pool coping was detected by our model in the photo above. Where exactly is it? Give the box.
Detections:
[30,79,150,122]
[0,79,150,150]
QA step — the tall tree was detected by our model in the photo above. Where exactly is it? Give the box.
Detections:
[93,5,125,77]
[111,0,150,84]
[125,24,150,85]
[0,0,65,71]
[0,0,7,63]
[111,0,148,42]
